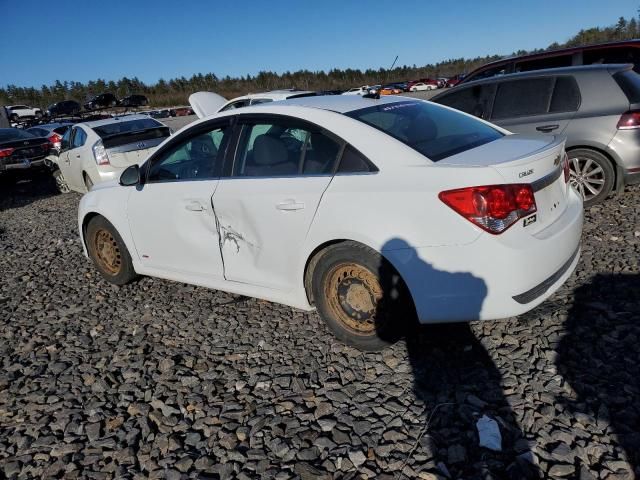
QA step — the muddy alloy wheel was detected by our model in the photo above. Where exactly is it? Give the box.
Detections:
[324,262,383,336]
[53,170,70,193]
[567,148,615,207]
[92,228,122,276]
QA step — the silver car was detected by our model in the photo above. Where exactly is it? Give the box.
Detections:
[54,115,170,193]
[433,64,640,206]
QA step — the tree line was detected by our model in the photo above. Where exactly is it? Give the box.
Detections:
[2,14,639,109]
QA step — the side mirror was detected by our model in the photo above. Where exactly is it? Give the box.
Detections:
[120,164,140,186]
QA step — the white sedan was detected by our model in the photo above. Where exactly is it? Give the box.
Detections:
[77,94,583,350]
[410,82,437,92]
[54,115,170,193]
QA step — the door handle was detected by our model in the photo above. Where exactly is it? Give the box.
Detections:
[536,124,559,132]
[276,200,305,211]
[185,201,205,212]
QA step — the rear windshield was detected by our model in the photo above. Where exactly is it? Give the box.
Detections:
[614,69,640,104]
[0,129,36,141]
[93,118,163,138]
[346,101,503,161]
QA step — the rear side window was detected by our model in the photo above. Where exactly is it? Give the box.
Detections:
[614,69,640,104]
[514,54,573,73]
[492,78,554,119]
[233,121,341,177]
[549,77,581,113]
[337,145,376,173]
[434,84,495,119]
[347,101,503,162]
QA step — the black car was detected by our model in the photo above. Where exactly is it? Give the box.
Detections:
[84,93,118,111]
[0,128,51,176]
[119,94,149,108]
[46,100,81,117]
[148,109,170,119]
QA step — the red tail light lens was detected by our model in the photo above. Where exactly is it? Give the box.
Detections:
[617,110,640,129]
[48,133,62,144]
[0,147,15,158]
[439,184,537,234]
[562,152,570,183]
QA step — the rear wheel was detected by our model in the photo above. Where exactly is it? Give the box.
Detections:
[86,216,137,285]
[311,242,412,351]
[567,148,615,207]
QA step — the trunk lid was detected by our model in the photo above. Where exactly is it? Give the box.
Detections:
[441,134,569,233]
[0,137,50,163]
[189,91,228,118]
[105,135,165,168]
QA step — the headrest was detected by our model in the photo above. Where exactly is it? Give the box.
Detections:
[253,134,288,166]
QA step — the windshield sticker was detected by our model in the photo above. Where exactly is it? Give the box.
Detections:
[382,102,419,111]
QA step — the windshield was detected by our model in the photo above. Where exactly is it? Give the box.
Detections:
[346,101,503,161]
[0,129,37,142]
[92,118,162,138]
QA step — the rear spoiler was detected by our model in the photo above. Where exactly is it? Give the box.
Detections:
[189,92,228,119]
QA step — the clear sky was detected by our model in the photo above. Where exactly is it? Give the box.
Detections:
[0,0,638,88]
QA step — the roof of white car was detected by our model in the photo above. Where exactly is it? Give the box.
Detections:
[267,94,419,114]
[81,114,159,129]
[229,89,316,102]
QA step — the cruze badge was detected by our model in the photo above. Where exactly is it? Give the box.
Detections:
[519,169,534,178]
[137,142,146,148]
[523,214,537,227]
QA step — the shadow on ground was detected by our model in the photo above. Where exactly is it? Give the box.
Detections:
[0,171,58,212]
[376,238,539,479]
[556,273,640,476]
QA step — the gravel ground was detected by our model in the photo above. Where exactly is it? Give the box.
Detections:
[0,174,638,480]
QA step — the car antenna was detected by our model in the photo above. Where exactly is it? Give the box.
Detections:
[363,55,398,99]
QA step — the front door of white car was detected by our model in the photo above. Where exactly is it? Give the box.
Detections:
[58,126,87,191]
[213,117,342,290]
[126,122,231,279]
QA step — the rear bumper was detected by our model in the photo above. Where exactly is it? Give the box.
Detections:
[0,158,46,172]
[384,187,583,323]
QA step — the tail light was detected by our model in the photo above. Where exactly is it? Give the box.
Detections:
[617,110,640,129]
[439,184,537,234]
[48,132,62,144]
[562,152,570,183]
[92,140,110,165]
[0,147,15,158]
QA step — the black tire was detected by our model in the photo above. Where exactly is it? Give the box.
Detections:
[84,174,93,192]
[567,148,615,207]
[86,216,137,285]
[311,241,413,351]
[53,170,70,193]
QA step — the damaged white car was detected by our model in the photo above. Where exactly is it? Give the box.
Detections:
[77,93,583,350]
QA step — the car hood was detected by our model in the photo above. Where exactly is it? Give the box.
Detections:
[189,92,228,118]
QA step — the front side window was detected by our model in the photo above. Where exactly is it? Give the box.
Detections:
[233,121,341,177]
[491,78,554,119]
[147,126,228,182]
[347,101,503,162]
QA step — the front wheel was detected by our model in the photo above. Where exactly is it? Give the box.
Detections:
[53,170,70,193]
[86,216,137,285]
[567,148,615,207]
[311,242,412,351]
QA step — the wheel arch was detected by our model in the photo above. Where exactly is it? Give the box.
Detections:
[565,144,620,187]
[302,238,416,315]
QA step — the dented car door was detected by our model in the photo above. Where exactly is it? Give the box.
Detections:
[213,117,342,290]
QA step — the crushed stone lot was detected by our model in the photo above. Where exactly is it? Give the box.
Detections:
[0,176,638,480]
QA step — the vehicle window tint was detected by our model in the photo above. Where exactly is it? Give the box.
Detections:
[583,47,640,67]
[434,84,494,119]
[467,64,512,82]
[92,118,162,138]
[347,101,503,162]
[250,98,273,105]
[71,128,86,148]
[54,126,71,135]
[492,78,554,119]
[147,126,228,182]
[549,76,581,113]
[27,128,44,136]
[613,69,640,103]
[61,127,72,149]
[337,145,376,173]
[220,100,250,112]
[514,55,572,73]
[233,122,340,176]
[0,129,36,141]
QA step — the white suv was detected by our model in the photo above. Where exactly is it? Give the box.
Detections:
[54,115,170,193]
[217,89,317,112]
[6,105,43,122]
